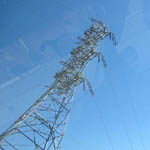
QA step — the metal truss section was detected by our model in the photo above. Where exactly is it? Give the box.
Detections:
[0,18,116,150]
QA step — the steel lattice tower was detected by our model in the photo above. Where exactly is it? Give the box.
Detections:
[0,19,116,150]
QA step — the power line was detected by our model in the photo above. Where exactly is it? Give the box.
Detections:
[118,68,146,150]
[127,91,146,149]
[94,99,115,150]
[92,61,115,150]
[93,52,145,150]
[105,70,134,150]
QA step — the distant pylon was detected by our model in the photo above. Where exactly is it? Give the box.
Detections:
[0,18,116,150]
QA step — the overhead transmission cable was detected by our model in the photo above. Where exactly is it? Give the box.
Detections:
[94,99,115,150]
[92,58,115,150]
[126,85,146,150]
[105,70,134,150]
[116,63,146,149]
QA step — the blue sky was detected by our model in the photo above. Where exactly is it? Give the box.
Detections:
[0,0,150,149]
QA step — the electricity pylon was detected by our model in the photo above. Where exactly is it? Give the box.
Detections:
[0,18,116,150]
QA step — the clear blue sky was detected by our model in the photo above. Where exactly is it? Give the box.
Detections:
[0,0,150,150]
